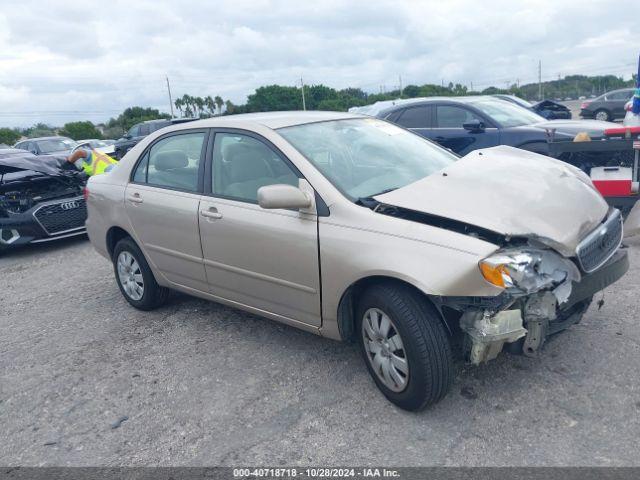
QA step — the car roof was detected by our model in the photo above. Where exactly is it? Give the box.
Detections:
[164,111,364,130]
[23,136,73,142]
[355,96,500,117]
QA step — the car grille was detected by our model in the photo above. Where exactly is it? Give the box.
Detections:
[33,197,87,235]
[575,209,623,273]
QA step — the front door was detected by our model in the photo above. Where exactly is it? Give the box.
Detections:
[199,131,322,326]
[432,104,500,155]
[124,130,209,292]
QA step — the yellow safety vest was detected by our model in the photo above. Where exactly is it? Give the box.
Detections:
[82,150,118,176]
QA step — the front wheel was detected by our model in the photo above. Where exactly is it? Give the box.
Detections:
[113,237,169,310]
[594,109,611,122]
[356,283,453,411]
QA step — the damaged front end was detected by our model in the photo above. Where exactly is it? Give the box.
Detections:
[0,152,87,248]
[442,209,628,364]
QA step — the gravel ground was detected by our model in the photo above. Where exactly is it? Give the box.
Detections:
[0,236,639,466]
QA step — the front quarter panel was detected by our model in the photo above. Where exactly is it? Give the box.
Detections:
[318,202,503,340]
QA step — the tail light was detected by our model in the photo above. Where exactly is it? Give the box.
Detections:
[83,186,89,201]
[580,102,590,109]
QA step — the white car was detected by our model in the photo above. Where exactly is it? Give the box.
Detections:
[75,139,116,156]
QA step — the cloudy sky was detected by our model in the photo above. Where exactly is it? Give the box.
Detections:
[0,0,637,127]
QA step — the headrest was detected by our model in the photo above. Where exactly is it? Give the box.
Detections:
[154,150,188,171]
[222,142,262,161]
[222,142,270,183]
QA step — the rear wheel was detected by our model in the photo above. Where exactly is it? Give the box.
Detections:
[113,237,169,310]
[356,283,453,411]
[594,109,611,121]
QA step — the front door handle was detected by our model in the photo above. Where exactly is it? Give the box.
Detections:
[127,193,143,204]
[200,207,223,220]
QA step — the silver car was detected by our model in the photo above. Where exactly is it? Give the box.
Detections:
[86,111,628,410]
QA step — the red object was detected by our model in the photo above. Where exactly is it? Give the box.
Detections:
[604,126,640,137]
[590,167,633,196]
[580,101,590,109]
[83,186,89,201]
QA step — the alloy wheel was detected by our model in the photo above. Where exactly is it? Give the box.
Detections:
[117,251,144,301]
[361,307,409,392]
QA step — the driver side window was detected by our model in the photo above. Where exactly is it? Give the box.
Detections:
[435,106,482,128]
[211,133,299,203]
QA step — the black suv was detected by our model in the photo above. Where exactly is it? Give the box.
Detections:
[580,88,634,122]
[114,118,195,159]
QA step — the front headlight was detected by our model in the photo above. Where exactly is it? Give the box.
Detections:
[479,248,581,297]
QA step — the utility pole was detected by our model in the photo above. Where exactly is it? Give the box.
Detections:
[398,75,403,98]
[300,77,306,111]
[538,60,542,100]
[166,76,174,118]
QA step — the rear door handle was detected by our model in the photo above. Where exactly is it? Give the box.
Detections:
[200,207,223,220]
[127,193,143,204]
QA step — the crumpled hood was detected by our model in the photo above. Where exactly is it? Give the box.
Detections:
[376,146,609,255]
[0,152,68,176]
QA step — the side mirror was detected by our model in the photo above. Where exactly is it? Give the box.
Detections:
[463,119,485,133]
[124,134,132,139]
[258,184,313,210]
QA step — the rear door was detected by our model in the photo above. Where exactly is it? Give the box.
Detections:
[124,129,209,292]
[198,130,322,327]
[432,104,499,154]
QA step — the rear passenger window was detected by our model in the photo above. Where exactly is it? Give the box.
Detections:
[139,124,151,136]
[395,106,429,128]
[135,132,205,192]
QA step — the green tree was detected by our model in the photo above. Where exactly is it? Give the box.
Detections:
[246,85,302,112]
[0,128,21,145]
[23,123,56,138]
[402,85,421,98]
[204,96,216,116]
[107,107,170,132]
[224,100,236,115]
[59,121,102,140]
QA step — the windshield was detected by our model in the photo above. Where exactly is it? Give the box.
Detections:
[470,99,544,127]
[278,118,457,200]
[37,138,76,153]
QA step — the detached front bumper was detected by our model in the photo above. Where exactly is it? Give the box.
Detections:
[0,196,87,249]
[455,246,629,364]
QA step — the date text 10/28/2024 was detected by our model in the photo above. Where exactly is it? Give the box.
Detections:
[233,468,400,478]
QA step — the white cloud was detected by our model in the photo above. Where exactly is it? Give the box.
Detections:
[0,0,637,127]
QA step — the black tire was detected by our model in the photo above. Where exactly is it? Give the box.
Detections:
[356,283,453,411]
[594,109,611,122]
[112,237,169,310]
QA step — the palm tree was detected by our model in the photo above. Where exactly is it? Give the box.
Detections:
[204,96,215,116]
[174,98,183,117]
[214,96,224,115]
[195,96,205,118]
